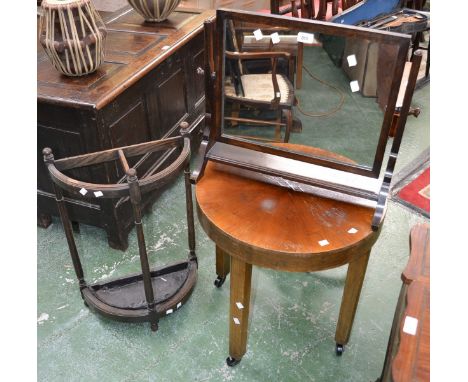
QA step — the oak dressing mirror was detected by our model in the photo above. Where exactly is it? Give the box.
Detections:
[195,9,422,229]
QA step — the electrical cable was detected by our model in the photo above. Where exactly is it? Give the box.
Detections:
[295,65,346,117]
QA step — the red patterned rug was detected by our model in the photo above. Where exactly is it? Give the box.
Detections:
[396,167,430,215]
[392,151,430,217]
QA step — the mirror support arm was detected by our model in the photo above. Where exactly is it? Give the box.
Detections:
[371,51,423,230]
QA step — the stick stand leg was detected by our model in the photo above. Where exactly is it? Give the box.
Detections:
[180,123,197,264]
[184,163,196,262]
[127,168,158,332]
[43,148,86,292]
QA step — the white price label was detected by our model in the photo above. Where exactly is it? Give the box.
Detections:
[253,29,263,41]
[271,32,280,44]
[348,228,358,234]
[403,316,418,335]
[350,80,360,92]
[79,188,88,196]
[318,239,329,247]
[233,317,240,325]
[94,191,103,198]
[297,32,315,44]
[347,54,357,67]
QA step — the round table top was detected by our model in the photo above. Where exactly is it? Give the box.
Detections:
[195,145,381,272]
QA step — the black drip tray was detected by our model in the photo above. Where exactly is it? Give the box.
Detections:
[90,261,189,310]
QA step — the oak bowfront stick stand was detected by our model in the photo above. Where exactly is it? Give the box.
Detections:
[44,123,197,332]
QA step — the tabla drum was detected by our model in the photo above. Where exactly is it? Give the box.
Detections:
[38,0,107,76]
[128,0,182,22]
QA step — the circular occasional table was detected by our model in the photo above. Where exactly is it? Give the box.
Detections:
[195,145,382,366]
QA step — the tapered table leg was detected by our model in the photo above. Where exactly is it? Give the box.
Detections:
[214,246,231,287]
[335,250,371,354]
[227,256,252,366]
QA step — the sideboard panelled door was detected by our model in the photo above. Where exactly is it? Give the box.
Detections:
[186,26,206,111]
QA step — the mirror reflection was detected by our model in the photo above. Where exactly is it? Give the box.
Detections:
[222,19,400,169]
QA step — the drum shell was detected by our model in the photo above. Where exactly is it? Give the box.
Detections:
[127,0,182,22]
[39,0,107,76]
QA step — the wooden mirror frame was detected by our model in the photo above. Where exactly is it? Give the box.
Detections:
[194,9,422,229]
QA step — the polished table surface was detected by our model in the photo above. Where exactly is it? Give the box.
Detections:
[195,144,382,364]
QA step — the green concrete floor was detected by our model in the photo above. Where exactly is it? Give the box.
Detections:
[37,83,429,381]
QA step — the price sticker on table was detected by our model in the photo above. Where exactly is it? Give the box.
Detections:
[403,316,418,335]
[253,29,263,41]
[271,32,280,44]
[297,32,315,44]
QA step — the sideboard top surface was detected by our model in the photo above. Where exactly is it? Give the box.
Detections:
[37,6,215,110]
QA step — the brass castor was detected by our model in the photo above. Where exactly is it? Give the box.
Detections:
[226,356,240,367]
[336,343,344,356]
[214,276,226,288]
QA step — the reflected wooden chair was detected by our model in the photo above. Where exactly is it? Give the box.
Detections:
[270,0,303,16]
[402,0,430,82]
[341,0,362,11]
[271,0,343,20]
[277,0,347,89]
[224,22,296,143]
